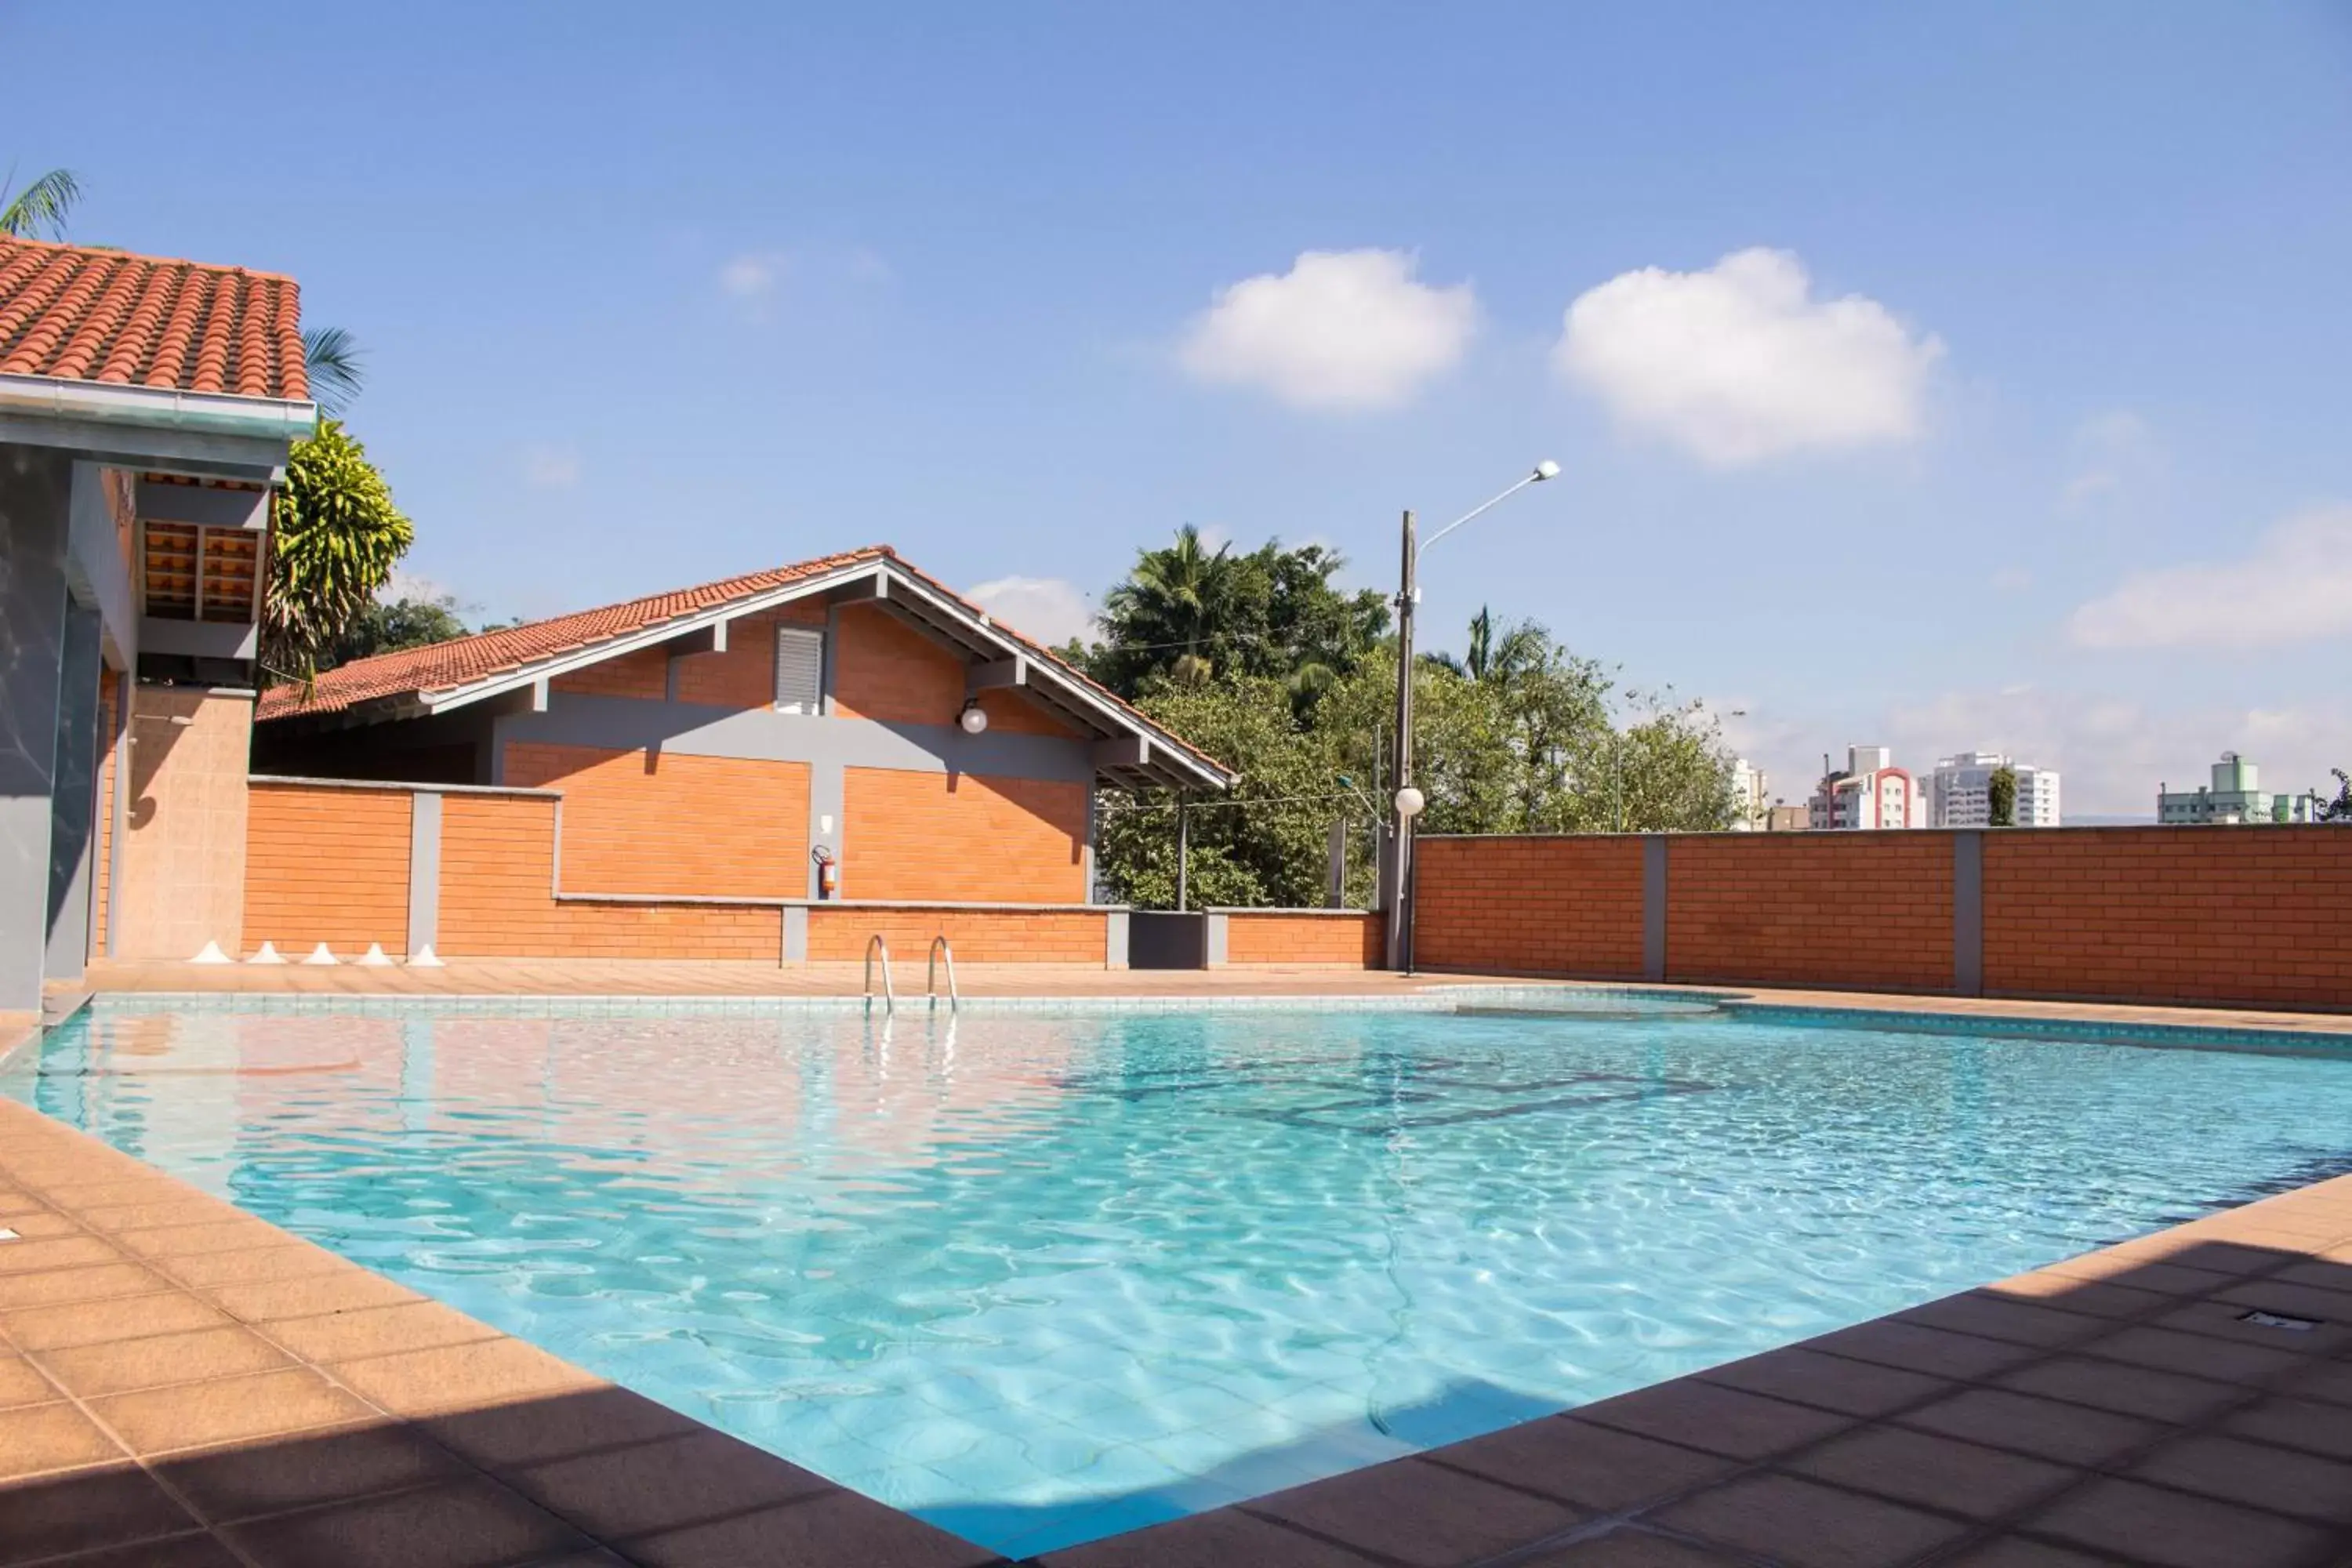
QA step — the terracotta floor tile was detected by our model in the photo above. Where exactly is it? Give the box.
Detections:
[1695,1346,1951,1417]
[1571,1377,1853,1460]
[0,1190,42,1217]
[2127,1431,2352,1523]
[1893,1293,2110,1351]
[2037,1254,2237,1298]
[224,1474,592,1568]
[1654,1471,1969,1568]
[161,1243,353,1290]
[1935,1540,2129,1567]
[1981,1274,2173,1322]
[155,1418,470,1523]
[2080,1323,2308,1386]
[624,1490,1001,1568]
[2018,1476,2333,1568]
[0,1234,122,1276]
[2221,1394,2352,1460]
[0,1261,176,1311]
[1036,1507,1381,1567]
[325,1336,605,1420]
[263,1299,504,1363]
[118,1218,295,1260]
[2148,1297,2352,1356]
[1992,1355,2245,1425]
[207,1269,424,1323]
[0,1401,125,1480]
[35,1323,294,1398]
[2265,1258,2352,1298]
[0,1355,60,1410]
[2114,1239,2299,1279]
[31,1178,189,1211]
[1425,1414,1737,1511]
[0,1210,89,1240]
[73,1198,241,1234]
[1244,1456,1582,1567]
[1515,1530,1749,1566]
[0,1460,201,1564]
[89,1367,375,1456]
[2,1290,230,1351]
[512,1427,831,1540]
[420,1384,707,1471]
[1804,1318,2045,1385]
[1790,1424,2080,1518]
[1896,1387,2163,1467]
[15,1532,246,1568]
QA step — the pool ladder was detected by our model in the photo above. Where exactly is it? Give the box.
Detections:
[927,935,960,1012]
[864,935,895,1014]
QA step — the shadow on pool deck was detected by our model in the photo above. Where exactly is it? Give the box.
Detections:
[4,1058,2352,1567]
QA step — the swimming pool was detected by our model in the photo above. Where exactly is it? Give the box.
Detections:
[7,993,2348,1556]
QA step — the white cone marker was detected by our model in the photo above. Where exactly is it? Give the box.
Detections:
[249,942,286,965]
[358,943,395,967]
[301,943,339,966]
[408,945,445,967]
[189,940,234,965]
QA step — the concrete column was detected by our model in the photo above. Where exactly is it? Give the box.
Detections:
[1103,908,1128,970]
[782,904,808,964]
[43,602,102,981]
[0,444,74,1013]
[1642,835,1669,982]
[407,792,443,956]
[1953,829,1984,996]
[1204,909,1230,969]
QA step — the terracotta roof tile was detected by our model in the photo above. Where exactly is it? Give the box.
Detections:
[0,236,307,401]
[256,546,1227,780]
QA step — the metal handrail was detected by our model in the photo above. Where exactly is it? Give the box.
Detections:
[864,935,895,1014]
[927,935,960,1012]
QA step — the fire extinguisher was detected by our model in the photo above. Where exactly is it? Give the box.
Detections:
[811,845,839,901]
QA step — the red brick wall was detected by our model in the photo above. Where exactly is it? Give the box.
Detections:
[672,601,830,709]
[245,784,412,955]
[832,603,964,724]
[1984,827,2352,1007]
[843,766,1088,902]
[502,743,811,898]
[435,793,782,959]
[550,647,668,701]
[1223,910,1383,966]
[1413,836,1647,978]
[1666,833,1954,992]
[807,906,1106,964]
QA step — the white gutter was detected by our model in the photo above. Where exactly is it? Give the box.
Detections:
[0,372,318,442]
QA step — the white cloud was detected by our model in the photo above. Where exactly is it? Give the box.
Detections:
[521,445,581,489]
[1178,249,1479,412]
[719,252,784,299]
[2068,504,2352,650]
[1553,248,1943,466]
[2060,410,2159,510]
[966,575,1096,647]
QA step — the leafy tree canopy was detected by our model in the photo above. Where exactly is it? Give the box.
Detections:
[321,592,470,671]
[263,420,414,684]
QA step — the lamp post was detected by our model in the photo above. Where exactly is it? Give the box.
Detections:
[1386,460,1561,972]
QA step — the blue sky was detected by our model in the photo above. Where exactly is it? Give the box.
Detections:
[11,2,2350,814]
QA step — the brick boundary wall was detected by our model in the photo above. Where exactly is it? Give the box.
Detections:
[1215,909,1384,967]
[241,778,1119,965]
[1413,826,2352,1012]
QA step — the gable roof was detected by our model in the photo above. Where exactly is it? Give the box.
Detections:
[0,236,308,401]
[260,546,1232,789]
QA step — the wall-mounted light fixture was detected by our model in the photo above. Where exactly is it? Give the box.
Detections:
[959,700,989,735]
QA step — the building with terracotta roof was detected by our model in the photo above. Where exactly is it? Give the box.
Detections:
[246,548,1230,957]
[0,234,317,1014]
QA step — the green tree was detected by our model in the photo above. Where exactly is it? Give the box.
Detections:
[263,420,414,683]
[2321,769,2351,824]
[1987,764,2018,827]
[0,165,79,239]
[321,593,470,670]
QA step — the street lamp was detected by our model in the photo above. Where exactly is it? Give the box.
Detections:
[1386,461,1560,971]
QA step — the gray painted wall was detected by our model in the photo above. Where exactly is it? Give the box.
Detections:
[43,604,100,982]
[0,444,74,1011]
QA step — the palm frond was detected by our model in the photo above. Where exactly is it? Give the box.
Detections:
[0,167,81,240]
[301,325,366,416]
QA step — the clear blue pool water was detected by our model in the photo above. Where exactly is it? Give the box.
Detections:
[6,993,2349,1556]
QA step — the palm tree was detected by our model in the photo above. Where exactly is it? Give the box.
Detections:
[1097,525,1256,689]
[0,165,80,239]
[299,326,365,417]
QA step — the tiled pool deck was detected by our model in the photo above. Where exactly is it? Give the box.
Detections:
[4,978,2350,1566]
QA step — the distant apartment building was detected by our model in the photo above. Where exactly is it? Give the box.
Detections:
[1766,804,1809,832]
[2158,753,2323,825]
[1808,746,1920,830]
[1929,752,2061,828]
[1729,757,1769,830]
